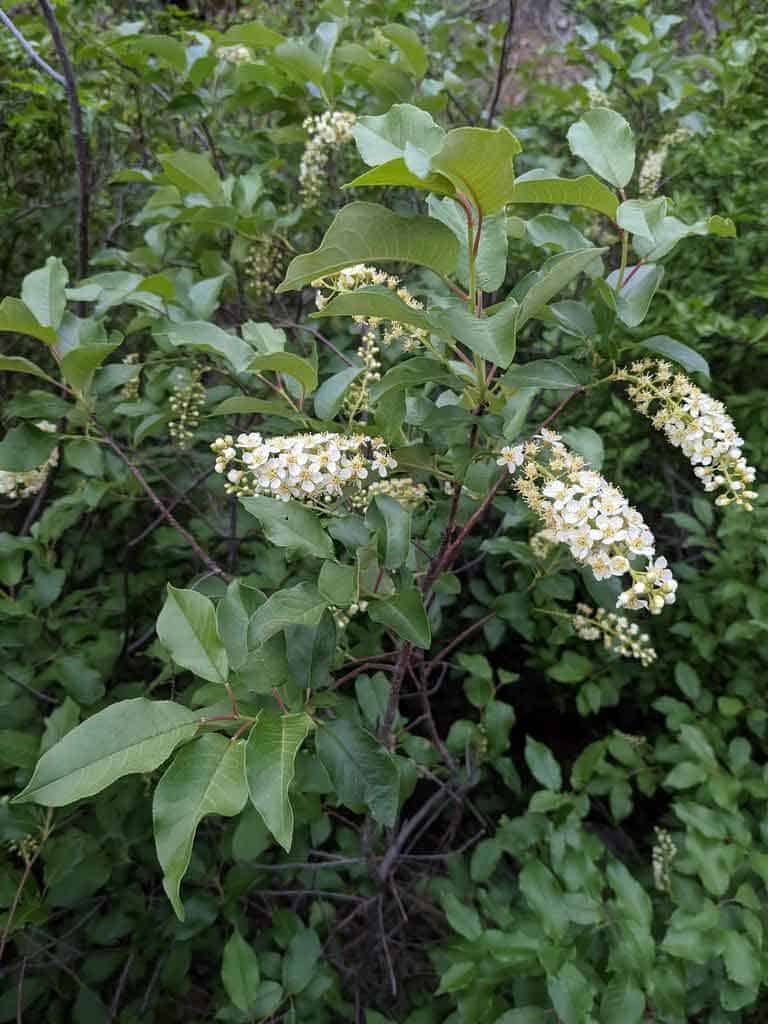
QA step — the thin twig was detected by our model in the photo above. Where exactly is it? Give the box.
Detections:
[486,0,516,126]
[0,9,65,84]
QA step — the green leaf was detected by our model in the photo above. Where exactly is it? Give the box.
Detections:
[608,264,664,327]
[599,978,645,1024]
[245,711,313,852]
[567,107,635,188]
[318,560,358,606]
[500,358,581,390]
[157,585,229,685]
[248,583,328,646]
[494,1010,549,1024]
[516,248,607,330]
[561,426,604,470]
[283,928,322,995]
[0,423,58,472]
[368,587,431,648]
[14,698,198,806]
[509,171,618,219]
[352,103,445,173]
[159,150,225,203]
[277,202,460,293]
[641,335,709,377]
[60,343,120,392]
[548,651,592,684]
[519,861,568,939]
[311,288,430,331]
[524,736,562,790]
[382,25,428,77]
[222,930,261,1014]
[248,352,318,394]
[217,580,265,672]
[21,257,69,329]
[240,496,333,559]
[547,962,596,1024]
[367,494,411,569]
[345,158,455,195]
[286,611,336,689]
[370,356,461,401]
[272,40,325,88]
[430,126,522,214]
[722,931,761,988]
[153,733,248,919]
[313,366,364,420]
[0,297,57,344]
[160,321,255,374]
[212,396,304,420]
[220,21,284,48]
[316,718,399,827]
[441,892,482,941]
[427,296,518,366]
[0,355,56,382]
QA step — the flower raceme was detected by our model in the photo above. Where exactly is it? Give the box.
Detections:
[617,359,758,509]
[299,110,357,208]
[211,431,397,503]
[498,430,678,615]
[572,603,657,667]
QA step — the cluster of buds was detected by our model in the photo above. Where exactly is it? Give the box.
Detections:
[652,826,677,893]
[342,329,381,419]
[212,430,397,504]
[121,352,141,401]
[350,476,429,512]
[572,602,657,666]
[0,421,59,499]
[530,527,559,560]
[335,599,369,630]
[617,360,757,509]
[244,235,290,306]
[637,127,691,198]
[585,84,611,108]
[6,834,39,862]
[500,430,678,614]
[314,263,428,351]
[169,371,205,450]
[299,110,357,207]
[218,44,252,65]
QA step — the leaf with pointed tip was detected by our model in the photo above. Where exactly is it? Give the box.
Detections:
[316,718,399,826]
[248,583,328,646]
[426,297,518,366]
[277,203,459,293]
[352,103,444,171]
[159,321,255,374]
[606,264,664,327]
[60,343,120,392]
[13,698,199,806]
[248,352,317,394]
[0,297,58,344]
[221,930,261,1014]
[0,423,58,472]
[240,496,333,560]
[500,358,581,391]
[509,172,618,219]
[641,335,709,377]
[567,108,635,188]
[516,248,608,330]
[21,257,69,329]
[430,126,522,214]
[153,733,248,919]
[368,586,431,648]
[345,158,455,195]
[313,367,364,420]
[0,356,56,382]
[157,585,229,684]
[159,150,225,203]
[245,712,313,851]
[428,197,508,291]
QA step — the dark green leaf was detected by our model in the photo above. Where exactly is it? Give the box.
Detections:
[245,712,313,851]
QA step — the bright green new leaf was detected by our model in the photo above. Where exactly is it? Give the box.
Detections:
[509,171,619,219]
[272,40,325,88]
[221,930,261,1013]
[368,587,431,648]
[220,21,284,48]
[0,297,58,344]
[248,352,317,394]
[159,150,225,203]
[431,126,522,214]
[277,203,460,293]
[240,496,333,559]
[153,733,248,919]
[0,423,58,473]
[157,585,229,684]
[21,257,69,329]
[245,711,312,851]
[14,698,199,806]
[313,366,364,420]
[567,108,635,188]
[315,718,399,826]
[248,583,328,646]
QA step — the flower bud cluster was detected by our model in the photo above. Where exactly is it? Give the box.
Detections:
[618,359,757,509]
[300,110,357,208]
[342,329,381,418]
[350,476,429,512]
[121,352,141,401]
[244,235,290,305]
[586,84,611,108]
[572,602,657,666]
[314,263,428,351]
[652,826,677,893]
[211,431,397,503]
[218,44,252,65]
[638,127,691,198]
[501,430,677,614]
[335,600,369,630]
[169,372,205,450]
[0,421,59,499]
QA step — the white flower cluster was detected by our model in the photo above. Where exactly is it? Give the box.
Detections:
[652,826,677,893]
[0,421,59,499]
[585,84,611,108]
[314,263,428,352]
[244,235,289,305]
[638,127,691,198]
[121,352,141,401]
[300,110,357,208]
[572,602,657,667]
[169,371,205,450]
[335,599,369,630]
[500,430,678,614]
[530,527,559,560]
[350,475,429,512]
[618,359,757,509]
[218,45,252,65]
[342,329,381,419]
[211,431,397,503]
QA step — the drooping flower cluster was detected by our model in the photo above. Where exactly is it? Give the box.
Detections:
[618,359,757,509]
[500,430,677,614]
[0,421,59,499]
[652,827,677,893]
[572,602,657,667]
[244,235,290,305]
[299,110,357,207]
[121,352,141,401]
[343,328,381,419]
[218,44,252,65]
[169,371,205,450]
[638,127,691,198]
[211,431,397,503]
[350,475,429,512]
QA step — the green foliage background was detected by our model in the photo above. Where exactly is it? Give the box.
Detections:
[1,1,767,1022]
